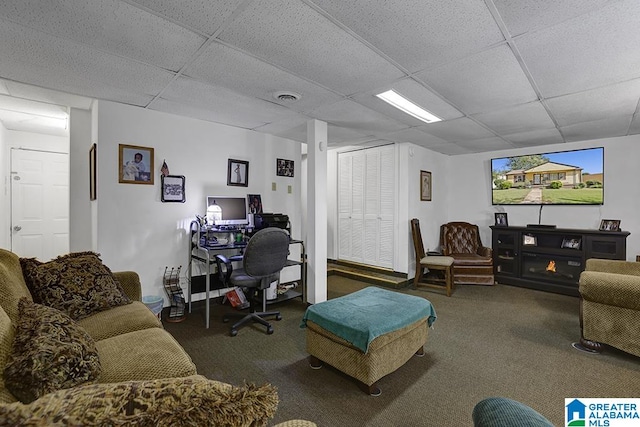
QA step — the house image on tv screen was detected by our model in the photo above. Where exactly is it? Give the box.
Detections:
[491,147,604,205]
[506,161,581,187]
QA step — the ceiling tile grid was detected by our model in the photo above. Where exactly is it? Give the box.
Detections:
[183,41,344,113]
[216,0,405,95]
[0,0,206,72]
[307,0,505,73]
[0,0,639,154]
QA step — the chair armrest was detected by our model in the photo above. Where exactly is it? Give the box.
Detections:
[478,246,492,258]
[113,271,142,301]
[579,271,640,310]
[585,259,640,276]
[214,254,233,285]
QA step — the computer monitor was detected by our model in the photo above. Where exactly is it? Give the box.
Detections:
[206,196,249,226]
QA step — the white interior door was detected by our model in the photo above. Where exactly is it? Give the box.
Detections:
[11,149,69,260]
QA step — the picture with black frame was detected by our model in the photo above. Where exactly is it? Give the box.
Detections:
[494,212,508,226]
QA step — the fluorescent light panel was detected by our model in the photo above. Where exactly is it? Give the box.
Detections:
[376,89,442,124]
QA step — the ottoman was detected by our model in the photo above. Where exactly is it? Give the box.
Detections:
[301,287,436,395]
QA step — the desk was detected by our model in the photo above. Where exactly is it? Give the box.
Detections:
[188,220,305,328]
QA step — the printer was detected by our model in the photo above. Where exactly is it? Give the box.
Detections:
[253,213,290,231]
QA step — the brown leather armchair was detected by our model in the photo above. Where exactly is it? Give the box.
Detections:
[439,222,495,286]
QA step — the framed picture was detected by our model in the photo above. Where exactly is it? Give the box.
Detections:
[247,194,263,214]
[561,237,582,249]
[119,144,154,185]
[494,212,508,227]
[227,159,248,187]
[420,170,432,201]
[276,158,294,177]
[523,234,537,246]
[89,143,97,200]
[161,175,185,203]
[599,219,621,232]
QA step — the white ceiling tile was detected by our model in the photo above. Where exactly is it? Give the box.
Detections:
[504,128,564,146]
[561,116,631,142]
[629,114,640,135]
[418,117,495,142]
[128,0,244,36]
[156,77,297,128]
[516,0,640,97]
[545,79,640,127]
[253,114,311,143]
[381,128,448,148]
[0,94,67,118]
[3,80,93,109]
[217,0,405,95]
[352,78,463,126]
[493,0,614,37]
[427,143,471,156]
[455,137,515,153]
[184,42,343,112]
[0,0,205,72]
[327,126,373,145]
[309,0,504,72]
[311,100,407,135]
[416,45,538,114]
[0,20,172,104]
[472,101,556,135]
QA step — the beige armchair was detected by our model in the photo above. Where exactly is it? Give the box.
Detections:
[439,222,494,286]
[578,259,640,357]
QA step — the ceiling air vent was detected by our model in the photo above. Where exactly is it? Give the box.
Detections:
[273,91,301,102]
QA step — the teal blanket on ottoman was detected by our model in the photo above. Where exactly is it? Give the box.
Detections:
[300,287,436,353]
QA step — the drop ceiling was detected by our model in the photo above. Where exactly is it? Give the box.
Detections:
[0,0,639,154]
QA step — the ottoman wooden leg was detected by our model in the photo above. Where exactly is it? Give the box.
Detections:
[359,381,381,396]
[309,355,323,369]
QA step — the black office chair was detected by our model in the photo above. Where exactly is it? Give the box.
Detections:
[214,227,290,336]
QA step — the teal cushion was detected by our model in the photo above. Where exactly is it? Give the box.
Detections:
[472,397,554,427]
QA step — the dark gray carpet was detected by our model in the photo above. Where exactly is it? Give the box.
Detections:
[164,278,640,427]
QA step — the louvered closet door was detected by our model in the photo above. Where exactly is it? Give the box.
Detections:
[338,146,395,268]
[338,151,365,262]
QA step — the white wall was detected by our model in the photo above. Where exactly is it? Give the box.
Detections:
[0,123,7,249]
[85,101,302,301]
[447,135,640,261]
[328,135,640,280]
[69,108,92,251]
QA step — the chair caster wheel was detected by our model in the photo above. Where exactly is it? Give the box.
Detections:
[223,317,230,323]
[267,327,274,334]
[275,314,282,321]
[230,329,238,337]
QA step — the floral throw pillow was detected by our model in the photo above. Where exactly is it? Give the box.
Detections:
[3,298,101,403]
[0,376,279,426]
[20,251,131,320]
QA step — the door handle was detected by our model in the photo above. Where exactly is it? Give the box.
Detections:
[13,226,21,232]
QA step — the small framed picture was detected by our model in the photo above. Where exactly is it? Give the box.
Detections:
[494,212,508,227]
[119,144,154,184]
[420,170,432,201]
[276,158,294,177]
[523,234,537,246]
[599,219,621,232]
[561,237,581,250]
[247,194,263,214]
[161,175,185,203]
[227,159,249,187]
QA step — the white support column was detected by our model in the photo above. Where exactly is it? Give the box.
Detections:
[306,119,327,304]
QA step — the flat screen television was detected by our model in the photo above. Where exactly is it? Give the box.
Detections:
[491,147,604,205]
[206,196,248,226]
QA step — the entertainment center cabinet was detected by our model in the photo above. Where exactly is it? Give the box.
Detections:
[490,226,630,296]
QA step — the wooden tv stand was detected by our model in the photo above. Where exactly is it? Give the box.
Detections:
[490,226,630,296]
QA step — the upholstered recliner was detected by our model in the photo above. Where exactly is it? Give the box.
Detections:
[439,222,494,286]
[577,259,640,357]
